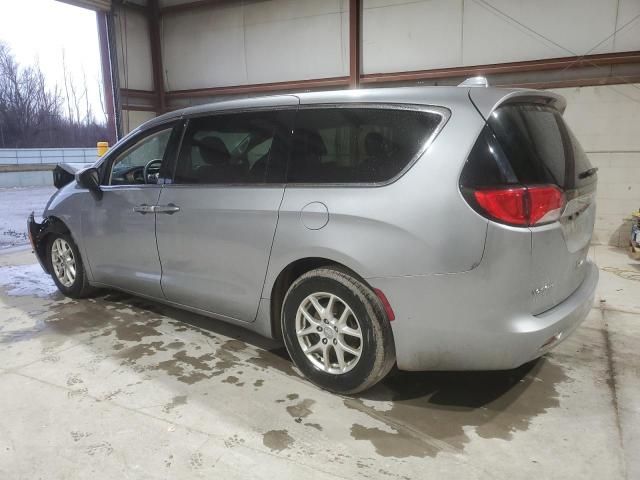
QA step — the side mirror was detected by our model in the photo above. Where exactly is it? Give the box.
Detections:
[77,167,103,200]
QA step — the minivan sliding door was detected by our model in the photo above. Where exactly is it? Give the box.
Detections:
[155,106,296,322]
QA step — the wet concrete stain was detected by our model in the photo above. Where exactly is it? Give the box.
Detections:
[247,347,296,377]
[155,350,218,384]
[304,423,323,431]
[222,339,247,352]
[262,429,294,452]
[346,358,569,458]
[286,399,315,419]
[113,319,163,342]
[163,395,188,413]
[2,275,571,461]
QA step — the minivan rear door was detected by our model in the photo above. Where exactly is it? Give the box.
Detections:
[490,103,596,313]
[154,103,296,323]
[468,91,596,313]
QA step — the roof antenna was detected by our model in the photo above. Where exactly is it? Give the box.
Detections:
[458,76,489,88]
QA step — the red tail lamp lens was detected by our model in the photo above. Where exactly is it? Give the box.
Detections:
[473,185,564,227]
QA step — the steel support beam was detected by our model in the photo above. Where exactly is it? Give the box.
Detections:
[96,10,118,142]
[159,0,231,16]
[166,77,350,100]
[360,51,640,85]
[349,0,361,89]
[147,0,165,113]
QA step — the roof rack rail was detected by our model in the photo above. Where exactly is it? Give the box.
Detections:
[458,76,489,88]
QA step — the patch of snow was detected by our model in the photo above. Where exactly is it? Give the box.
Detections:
[0,263,57,297]
[0,186,55,249]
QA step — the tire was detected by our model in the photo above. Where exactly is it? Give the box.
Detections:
[46,232,96,298]
[281,267,396,394]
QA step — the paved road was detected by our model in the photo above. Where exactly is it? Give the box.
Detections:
[0,186,55,250]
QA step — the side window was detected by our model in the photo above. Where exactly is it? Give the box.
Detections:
[174,111,292,184]
[288,108,444,183]
[109,127,174,185]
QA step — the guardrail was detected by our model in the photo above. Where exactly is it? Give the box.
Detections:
[0,148,97,166]
[0,148,99,187]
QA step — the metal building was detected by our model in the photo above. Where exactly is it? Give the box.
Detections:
[62,0,640,245]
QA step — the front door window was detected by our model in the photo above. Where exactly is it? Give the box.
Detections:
[109,127,173,185]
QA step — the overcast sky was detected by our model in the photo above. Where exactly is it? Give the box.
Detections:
[0,0,104,122]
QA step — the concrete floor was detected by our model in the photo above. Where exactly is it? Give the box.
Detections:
[0,246,637,480]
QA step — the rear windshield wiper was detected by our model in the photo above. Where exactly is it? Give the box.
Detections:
[578,167,598,179]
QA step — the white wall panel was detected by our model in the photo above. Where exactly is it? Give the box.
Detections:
[552,83,640,246]
[463,0,618,65]
[162,6,247,90]
[114,8,154,91]
[244,0,347,84]
[615,0,640,53]
[362,0,463,74]
[161,0,348,90]
[362,0,638,74]
[122,110,156,134]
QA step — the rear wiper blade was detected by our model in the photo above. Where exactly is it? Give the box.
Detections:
[578,167,598,179]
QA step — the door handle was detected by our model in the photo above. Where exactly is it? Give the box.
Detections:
[155,203,180,214]
[133,204,154,214]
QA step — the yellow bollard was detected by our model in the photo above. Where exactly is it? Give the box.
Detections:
[97,141,109,157]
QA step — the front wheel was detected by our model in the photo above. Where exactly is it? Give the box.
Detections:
[47,233,96,298]
[281,267,396,394]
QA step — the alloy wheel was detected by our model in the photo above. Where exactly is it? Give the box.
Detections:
[51,238,76,288]
[295,292,363,374]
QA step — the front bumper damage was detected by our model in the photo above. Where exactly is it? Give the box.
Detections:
[27,213,50,273]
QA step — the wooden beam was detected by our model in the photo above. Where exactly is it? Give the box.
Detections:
[114,0,148,13]
[348,0,361,89]
[147,0,166,112]
[121,104,157,112]
[166,76,350,99]
[120,88,156,99]
[360,51,640,85]
[159,0,235,16]
[497,74,640,90]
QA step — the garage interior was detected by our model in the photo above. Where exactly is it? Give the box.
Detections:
[1,0,640,478]
[92,0,640,247]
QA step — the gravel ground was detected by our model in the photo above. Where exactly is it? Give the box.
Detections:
[0,186,55,249]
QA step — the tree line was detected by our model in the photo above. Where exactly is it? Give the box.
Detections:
[0,42,113,149]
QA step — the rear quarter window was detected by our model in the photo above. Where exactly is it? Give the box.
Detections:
[288,107,445,184]
[460,103,595,191]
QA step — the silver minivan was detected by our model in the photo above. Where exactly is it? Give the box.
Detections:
[28,85,599,393]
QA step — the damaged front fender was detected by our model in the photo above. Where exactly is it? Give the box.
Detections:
[27,213,68,275]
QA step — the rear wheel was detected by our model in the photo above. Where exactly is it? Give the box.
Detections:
[47,233,96,298]
[281,267,395,394]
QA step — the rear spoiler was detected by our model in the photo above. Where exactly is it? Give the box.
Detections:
[468,88,567,121]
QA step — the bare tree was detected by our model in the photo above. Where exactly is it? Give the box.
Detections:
[0,42,111,148]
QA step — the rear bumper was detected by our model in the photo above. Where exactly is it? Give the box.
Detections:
[369,260,598,371]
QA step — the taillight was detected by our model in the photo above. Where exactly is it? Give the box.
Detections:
[471,185,564,227]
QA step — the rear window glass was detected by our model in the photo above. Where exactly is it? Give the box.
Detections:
[288,108,443,183]
[174,110,292,184]
[460,103,594,190]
